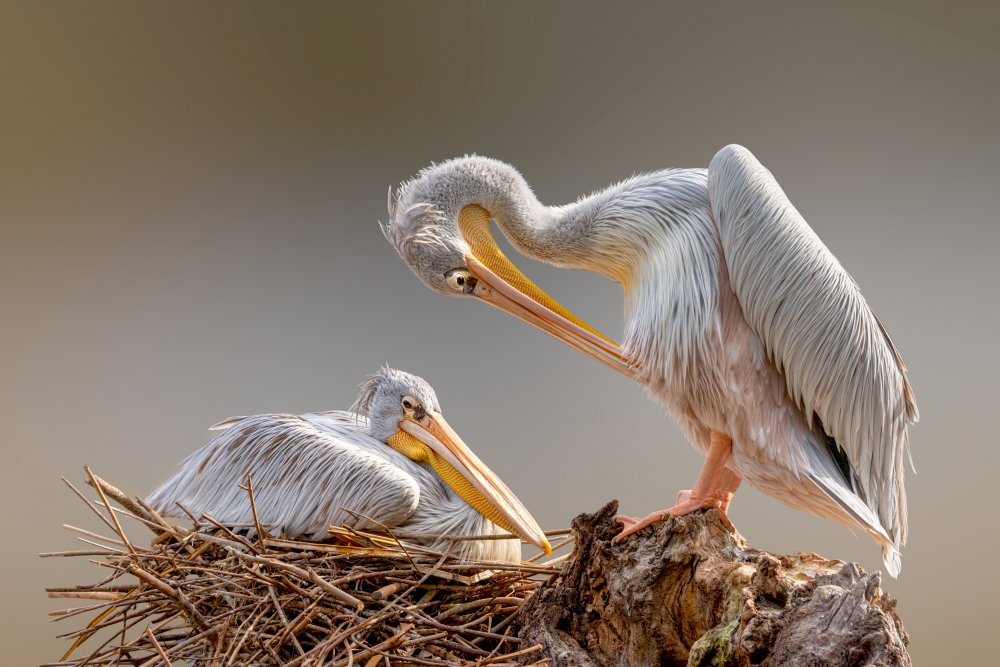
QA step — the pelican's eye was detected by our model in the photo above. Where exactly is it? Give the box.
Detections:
[445,269,478,294]
[401,396,417,412]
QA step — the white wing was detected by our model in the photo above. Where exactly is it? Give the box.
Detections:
[147,411,422,539]
[708,145,918,553]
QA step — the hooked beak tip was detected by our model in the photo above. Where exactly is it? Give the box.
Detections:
[541,538,553,556]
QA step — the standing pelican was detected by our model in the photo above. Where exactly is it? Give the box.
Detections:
[147,367,550,562]
[385,145,917,576]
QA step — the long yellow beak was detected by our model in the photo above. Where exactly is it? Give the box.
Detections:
[399,411,551,555]
[458,205,636,379]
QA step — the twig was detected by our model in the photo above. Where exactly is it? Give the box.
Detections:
[144,627,173,667]
[85,466,136,556]
[239,474,266,547]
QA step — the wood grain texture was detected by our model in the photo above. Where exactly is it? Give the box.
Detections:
[515,502,909,666]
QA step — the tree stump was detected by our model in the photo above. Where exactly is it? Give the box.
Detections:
[515,501,910,666]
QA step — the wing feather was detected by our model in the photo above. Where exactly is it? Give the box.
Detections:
[147,412,421,539]
[708,145,917,549]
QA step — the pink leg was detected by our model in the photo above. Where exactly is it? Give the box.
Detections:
[717,467,741,515]
[614,432,741,542]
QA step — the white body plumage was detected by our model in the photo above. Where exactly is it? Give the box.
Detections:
[387,145,918,575]
[148,412,516,562]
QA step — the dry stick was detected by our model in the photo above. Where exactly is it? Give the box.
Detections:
[48,591,125,602]
[268,586,305,657]
[211,612,236,664]
[371,581,406,601]
[283,604,418,667]
[239,474,266,547]
[48,584,138,594]
[169,527,247,553]
[433,637,491,659]
[71,602,153,667]
[341,508,423,572]
[223,546,364,610]
[473,610,519,644]
[141,609,185,648]
[261,640,285,666]
[144,627,173,667]
[359,589,438,667]
[53,597,156,642]
[411,616,520,644]
[85,472,159,534]
[48,602,110,619]
[226,608,267,666]
[331,569,416,587]
[41,549,123,558]
[477,620,516,663]
[369,650,454,666]
[135,497,187,547]
[61,524,126,548]
[127,564,211,633]
[396,551,450,603]
[308,567,364,610]
[352,551,454,661]
[478,644,545,665]
[135,624,221,667]
[435,598,522,622]
[200,514,260,554]
[55,593,123,661]
[61,476,119,534]
[85,466,137,556]
[106,506,180,538]
[249,566,317,601]
[283,596,326,643]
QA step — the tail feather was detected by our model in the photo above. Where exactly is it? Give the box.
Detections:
[807,470,902,577]
[882,544,901,578]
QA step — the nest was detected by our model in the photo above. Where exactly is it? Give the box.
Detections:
[43,468,572,666]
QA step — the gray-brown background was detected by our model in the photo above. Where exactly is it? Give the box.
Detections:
[3,1,997,663]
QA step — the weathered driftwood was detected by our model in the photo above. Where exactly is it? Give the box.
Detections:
[515,501,910,667]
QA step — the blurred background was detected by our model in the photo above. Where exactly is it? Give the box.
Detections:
[3,1,997,663]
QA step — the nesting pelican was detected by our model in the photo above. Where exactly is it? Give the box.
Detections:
[147,367,550,562]
[385,145,918,576]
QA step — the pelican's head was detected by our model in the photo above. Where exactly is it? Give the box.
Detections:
[384,156,635,378]
[353,366,551,555]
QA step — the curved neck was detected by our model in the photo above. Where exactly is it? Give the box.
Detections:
[472,174,610,277]
[478,166,725,384]
[471,167,717,287]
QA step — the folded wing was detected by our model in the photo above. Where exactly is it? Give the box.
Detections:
[707,145,918,555]
[147,412,422,540]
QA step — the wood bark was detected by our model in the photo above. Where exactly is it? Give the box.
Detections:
[515,502,910,667]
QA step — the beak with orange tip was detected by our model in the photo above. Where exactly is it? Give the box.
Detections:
[456,205,637,380]
[387,409,551,556]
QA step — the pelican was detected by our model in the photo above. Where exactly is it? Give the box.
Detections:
[147,367,551,562]
[385,145,918,576]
